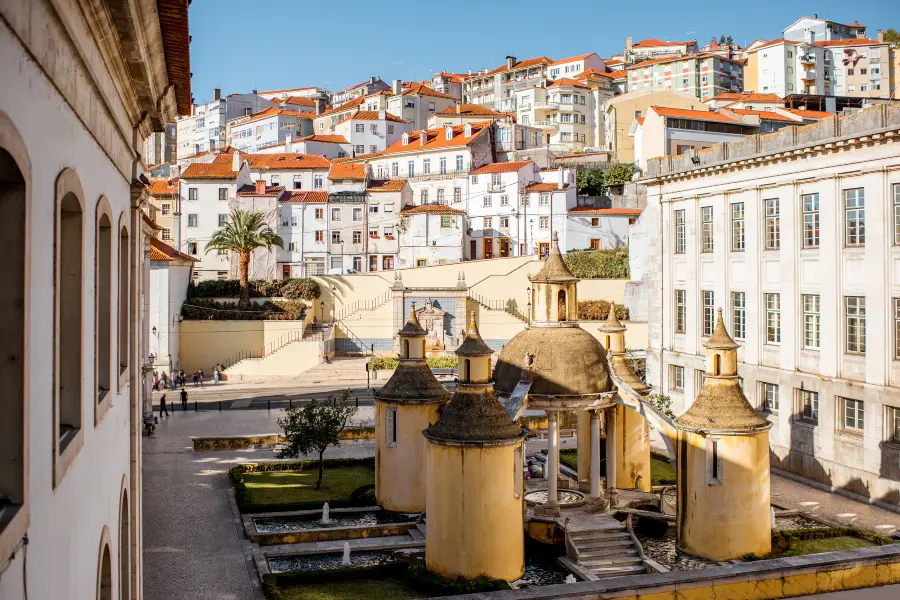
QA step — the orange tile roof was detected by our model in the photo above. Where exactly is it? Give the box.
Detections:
[707,92,783,103]
[329,163,367,180]
[236,184,285,196]
[547,78,590,89]
[367,179,407,193]
[259,86,317,94]
[635,117,645,126]
[483,56,553,76]
[347,110,408,123]
[815,38,881,47]
[626,54,683,69]
[607,69,627,79]
[525,182,569,192]
[550,53,597,65]
[297,134,349,144]
[318,96,367,117]
[400,204,465,215]
[149,237,197,261]
[181,162,238,180]
[247,153,332,170]
[281,191,328,203]
[786,108,833,120]
[634,39,692,47]
[276,96,317,107]
[470,160,533,175]
[577,69,615,79]
[569,207,643,216]
[150,179,178,197]
[433,72,468,83]
[650,106,743,124]
[379,122,491,157]
[236,107,312,126]
[747,39,801,52]
[729,108,798,123]
[401,83,457,100]
[434,104,506,117]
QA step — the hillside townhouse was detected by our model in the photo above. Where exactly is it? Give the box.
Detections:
[463,55,553,110]
[625,52,745,101]
[179,151,253,280]
[148,238,195,378]
[820,37,892,99]
[228,107,315,153]
[385,82,458,130]
[627,37,699,62]
[399,204,467,267]
[515,78,595,151]
[430,72,467,100]
[427,104,513,128]
[176,90,275,159]
[699,37,744,58]
[567,206,642,250]
[257,134,352,159]
[247,152,332,194]
[314,92,391,135]
[704,92,785,110]
[365,179,407,271]
[642,104,900,516]
[334,110,412,156]
[330,76,392,106]
[604,88,699,163]
[149,179,179,243]
[746,38,826,97]
[547,53,607,79]
[782,15,868,42]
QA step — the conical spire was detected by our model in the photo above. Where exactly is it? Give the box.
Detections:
[531,231,578,283]
[398,302,426,337]
[704,308,740,350]
[455,311,494,356]
[599,300,626,333]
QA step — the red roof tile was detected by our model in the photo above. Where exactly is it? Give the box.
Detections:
[707,92,783,103]
[236,184,285,196]
[470,161,533,175]
[235,107,313,126]
[650,106,743,124]
[730,109,798,122]
[297,134,349,144]
[747,39,801,53]
[281,191,328,203]
[276,96,317,107]
[379,122,491,157]
[401,83,456,100]
[550,53,597,65]
[329,163,367,180]
[815,38,881,47]
[149,236,197,261]
[435,104,507,117]
[482,56,553,76]
[157,0,191,115]
[181,162,238,180]
[400,204,465,215]
[367,179,407,193]
[150,179,178,197]
[569,207,642,216]
[786,108,833,120]
[525,182,569,192]
[347,110,407,123]
[547,78,590,89]
[247,153,332,170]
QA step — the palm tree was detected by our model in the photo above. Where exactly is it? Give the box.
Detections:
[206,209,283,309]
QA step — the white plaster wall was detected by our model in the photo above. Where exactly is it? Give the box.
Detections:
[566,215,631,250]
[399,213,464,268]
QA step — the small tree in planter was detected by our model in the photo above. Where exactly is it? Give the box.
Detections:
[276,390,356,489]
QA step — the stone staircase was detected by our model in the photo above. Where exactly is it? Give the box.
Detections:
[300,357,372,382]
[567,517,645,579]
[409,520,426,542]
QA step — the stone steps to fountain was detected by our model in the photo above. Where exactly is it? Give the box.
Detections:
[588,564,647,579]
[580,553,643,566]
[575,538,634,551]
[569,531,630,542]
[579,546,640,559]
[566,517,645,579]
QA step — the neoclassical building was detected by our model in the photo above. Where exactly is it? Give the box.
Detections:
[0,1,191,599]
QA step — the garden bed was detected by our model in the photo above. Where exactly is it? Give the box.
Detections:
[766,527,894,559]
[539,449,676,486]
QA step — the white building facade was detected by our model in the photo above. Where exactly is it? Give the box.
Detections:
[176,92,274,159]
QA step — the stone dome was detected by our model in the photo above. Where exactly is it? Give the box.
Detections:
[493,326,613,397]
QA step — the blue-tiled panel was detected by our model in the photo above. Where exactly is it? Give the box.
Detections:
[336,338,394,353]
[484,339,510,351]
[403,297,457,338]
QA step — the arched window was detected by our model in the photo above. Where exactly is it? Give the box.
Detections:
[119,490,131,600]
[118,222,130,378]
[557,289,567,321]
[0,146,27,535]
[403,339,409,358]
[98,542,112,600]
[97,211,112,404]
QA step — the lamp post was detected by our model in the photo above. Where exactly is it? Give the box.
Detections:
[331,285,337,325]
[320,300,325,325]
[529,219,534,256]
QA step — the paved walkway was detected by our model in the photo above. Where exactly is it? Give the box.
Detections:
[142,409,375,600]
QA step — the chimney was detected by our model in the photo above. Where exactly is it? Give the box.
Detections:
[255,179,267,194]
[214,88,221,101]
[232,149,243,172]
[420,131,427,146]
[805,30,814,45]
[626,36,633,54]
[392,79,402,95]
[468,69,472,76]
[557,166,564,190]
[379,109,385,120]
[284,134,292,152]
[456,104,461,114]
[369,76,376,84]
[316,100,323,116]
[877,29,885,43]
[813,13,817,19]
[506,55,516,70]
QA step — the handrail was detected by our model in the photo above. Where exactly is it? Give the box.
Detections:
[625,514,647,560]
[563,517,580,562]
[469,292,528,322]
[335,290,391,321]
[222,327,303,370]
[336,320,374,356]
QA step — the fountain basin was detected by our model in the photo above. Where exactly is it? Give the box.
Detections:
[523,489,586,508]
[245,507,419,545]
[269,550,397,573]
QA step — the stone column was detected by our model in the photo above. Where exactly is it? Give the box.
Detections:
[545,411,560,513]
[576,411,591,491]
[606,406,617,505]
[590,410,602,499]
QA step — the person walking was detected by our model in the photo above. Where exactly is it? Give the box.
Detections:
[180,388,188,411]
[213,365,220,385]
[199,368,205,387]
[159,393,169,417]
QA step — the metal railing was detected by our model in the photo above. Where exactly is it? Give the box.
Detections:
[469,292,528,322]
[335,290,391,321]
[336,321,375,356]
[222,328,303,369]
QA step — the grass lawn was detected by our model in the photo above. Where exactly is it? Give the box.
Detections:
[273,579,420,600]
[240,465,374,507]
[786,536,876,556]
[650,456,676,485]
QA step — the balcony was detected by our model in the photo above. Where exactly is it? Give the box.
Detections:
[800,54,816,64]
[801,71,816,80]
[405,166,471,182]
[533,100,559,110]
[532,120,559,130]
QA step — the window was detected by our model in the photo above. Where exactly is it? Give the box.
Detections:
[370,144,378,154]
[484,217,493,229]
[384,202,393,213]
[416,259,427,267]
[802,193,819,248]
[674,289,686,334]
[408,160,415,176]
[391,162,398,177]
[161,228,171,240]
[383,256,394,270]
[331,208,341,221]
[471,175,478,184]
[288,242,296,251]
[369,228,378,238]
[187,241,198,255]
[796,294,820,350]
[453,188,461,203]
[894,185,900,245]
[500,195,509,206]
[844,188,865,246]
[369,204,379,214]
[441,215,452,228]
[314,174,323,189]
[188,187,197,201]
[670,365,685,391]
[456,155,464,171]
[702,291,715,337]
[315,230,324,243]
[731,202,745,251]
[760,382,779,413]
[436,189,445,204]
[500,216,509,228]
[706,438,723,486]
[539,216,549,229]
[218,188,228,201]
[439,157,447,174]
[492,173,501,187]
[764,198,780,250]
[731,292,746,339]
[161,203,170,215]
[673,209,686,253]
[331,257,343,270]
[845,296,866,354]
[798,389,819,423]
[699,206,714,252]
[96,213,112,404]
[187,213,197,227]
[420,190,428,204]
[841,397,865,433]
[331,231,341,244]
[385,406,398,447]
[352,231,362,244]
[483,196,491,208]
[353,207,362,221]
[423,159,431,174]
[765,293,781,344]
[696,369,707,390]
[590,217,600,227]
[315,208,324,220]
[218,214,228,227]
[887,406,900,443]
[354,144,364,155]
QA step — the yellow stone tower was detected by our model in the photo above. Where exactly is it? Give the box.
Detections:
[675,309,773,561]
[374,304,451,513]
[423,313,527,581]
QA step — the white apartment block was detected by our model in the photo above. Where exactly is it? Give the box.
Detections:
[176,91,275,159]
[463,55,553,110]
[334,110,412,156]
[314,92,390,135]
[627,37,699,62]
[747,39,826,97]
[330,76,391,106]
[399,204,466,268]
[229,107,315,153]
[247,152,332,193]
[0,0,190,598]
[257,134,353,159]
[782,15,868,43]
[386,82,458,130]
[430,72,466,101]
[148,238,195,377]
[547,52,607,80]
[823,38,892,99]
[642,104,900,512]
[515,79,595,151]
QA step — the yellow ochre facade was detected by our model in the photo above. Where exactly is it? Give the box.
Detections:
[675,309,773,561]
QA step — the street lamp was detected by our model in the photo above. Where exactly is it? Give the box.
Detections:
[529,219,534,256]
[320,300,325,325]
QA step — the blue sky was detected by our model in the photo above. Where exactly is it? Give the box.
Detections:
[187,0,899,105]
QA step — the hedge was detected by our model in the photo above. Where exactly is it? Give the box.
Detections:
[563,248,629,279]
[187,278,321,300]
[181,298,306,321]
[577,300,629,321]
[370,356,458,371]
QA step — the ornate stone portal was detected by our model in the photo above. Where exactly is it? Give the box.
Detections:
[416,299,446,354]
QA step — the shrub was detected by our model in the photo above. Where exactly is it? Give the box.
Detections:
[564,248,629,279]
[187,278,321,300]
[647,392,675,420]
[577,300,629,321]
[181,298,306,321]
[281,278,321,300]
[370,356,459,371]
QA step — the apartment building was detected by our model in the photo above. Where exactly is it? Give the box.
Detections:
[366,179,408,271]
[430,72,467,101]
[257,134,352,159]
[515,78,595,151]
[247,153,332,193]
[547,53,607,79]
[643,104,900,513]
[821,37,892,99]
[228,107,315,153]
[259,86,329,102]
[427,104,513,128]
[782,15,868,42]
[149,179,179,243]
[145,123,177,166]
[330,76,391,106]
[386,82,458,130]
[176,90,275,159]
[604,88,699,162]
[567,206,642,250]
[746,38,826,96]
[334,110,412,156]
[627,37,699,62]
[399,204,466,267]
[463,55,553,110]
[314,92,391,134]
[626,52,745,101]
[0,0,190,598]
[179,151,252,280]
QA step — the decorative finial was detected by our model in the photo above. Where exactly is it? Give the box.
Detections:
[409,301,417,321]
[468,310,479,334]
[704,307,740,350]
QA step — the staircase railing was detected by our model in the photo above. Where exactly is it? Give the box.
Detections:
[336,290,391,321]
[563,517,580,562]
[336,320,375,356]
[469,292,528,322]
[222,327,303,369]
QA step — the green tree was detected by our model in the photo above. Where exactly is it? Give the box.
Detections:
[718,34,726,45]
[575,168,605,196]
[602,163,635,188]
[726,35,734,46]
[646,392,675,420]
[276,390,357,489]
[205,209,283,309]
[884,28,900,48]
